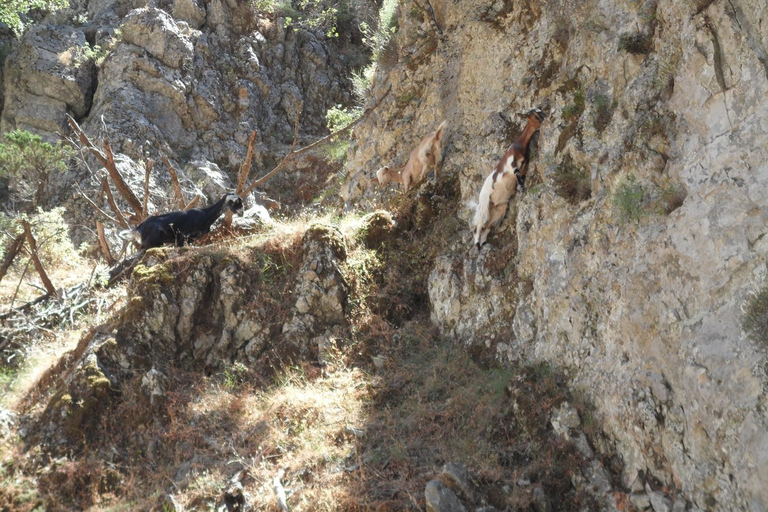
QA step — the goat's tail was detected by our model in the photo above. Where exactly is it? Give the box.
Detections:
[434,120,448,142]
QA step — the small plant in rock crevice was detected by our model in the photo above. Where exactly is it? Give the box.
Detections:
[612,174,646,223]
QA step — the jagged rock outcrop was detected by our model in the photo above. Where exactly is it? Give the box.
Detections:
[344,0,768,509]
[1,0,360,182]
[31,224,351,447]
[282,224,349,356]
[0,24,96,136]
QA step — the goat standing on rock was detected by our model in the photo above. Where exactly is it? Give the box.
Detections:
[373,120,448,193]
[472,109,545,250]
[123,193,244,250]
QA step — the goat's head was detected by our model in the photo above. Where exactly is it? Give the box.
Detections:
[224,193,245,216]
[527,108,546,128]
[373,166,391,186]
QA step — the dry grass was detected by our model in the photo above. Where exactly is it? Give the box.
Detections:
[1,175,607,511]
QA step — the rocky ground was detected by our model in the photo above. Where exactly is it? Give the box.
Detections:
[1,0,767,510]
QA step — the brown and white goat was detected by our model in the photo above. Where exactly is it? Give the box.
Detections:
[495,108,545,191]
[472,109,545,250]
[373,120,448,193]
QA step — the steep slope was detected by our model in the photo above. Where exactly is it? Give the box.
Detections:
[344,0,768,509]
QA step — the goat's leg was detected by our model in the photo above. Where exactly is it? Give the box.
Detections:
[432,140,442,181]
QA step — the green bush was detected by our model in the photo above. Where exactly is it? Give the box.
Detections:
[0,130,72,209]
[612,174,645,223]
[0,0,68,36]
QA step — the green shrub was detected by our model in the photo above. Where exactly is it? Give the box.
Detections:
[0,0,68,36]
[0,130,72,209]
[612,174,646,223]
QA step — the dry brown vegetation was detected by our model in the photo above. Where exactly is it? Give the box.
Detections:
[1,162,612,512]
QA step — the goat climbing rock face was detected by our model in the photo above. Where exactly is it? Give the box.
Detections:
[472,108,546,251]
[131,193,244,250]
[372,120,448,193]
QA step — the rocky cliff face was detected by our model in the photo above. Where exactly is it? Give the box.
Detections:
[345,0,768,509]
[1,0,360,191]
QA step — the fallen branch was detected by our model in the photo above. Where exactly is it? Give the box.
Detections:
[0,232,25,284]
[96,221,115,265]
[20,220,57,298]
[107,251,145,288]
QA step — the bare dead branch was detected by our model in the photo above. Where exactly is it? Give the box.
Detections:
[0,233,25,284]
[142,159,154,218]
[185,195,201,210]
[238,130,258,193]
[225,130,260,228]
[20,220,57,298]
[163,156,186,209]
[76,184,124,227]
[68,115,145,218]
[104,139,144,217]
[96,221,115,265]
[67,115,107,163]
[101,178,131,228]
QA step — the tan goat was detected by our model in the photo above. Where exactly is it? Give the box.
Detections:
[373,120,448,193]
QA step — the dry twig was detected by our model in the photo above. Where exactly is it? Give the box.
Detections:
[19,220,57,298]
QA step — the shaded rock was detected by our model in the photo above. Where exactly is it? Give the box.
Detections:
[532,485,552,512]
[440,463,476,504]
[140,368,168,408]
[283,224,348,356]
[425,480,467,512]
[550,401,581,439]
[630,493,652,510]
[359,210,396,250]
[649,491,673,512]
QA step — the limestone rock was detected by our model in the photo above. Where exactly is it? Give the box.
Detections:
[343,0,768,509]
[1,25,96,137]
[425,480,467,512]
[440,463,475,504]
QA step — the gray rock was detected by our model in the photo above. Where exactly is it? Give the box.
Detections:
[441,463,475,503]
[1,25,96,137]
[649,491,673,512]
[551,401,581,439]
[672,496,687,512]
[629,493,652,510]
[425,480,467,512]
[532,486,552,512]
[0,408,17,439]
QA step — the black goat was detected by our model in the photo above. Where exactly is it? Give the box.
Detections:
[125,193,244,250]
